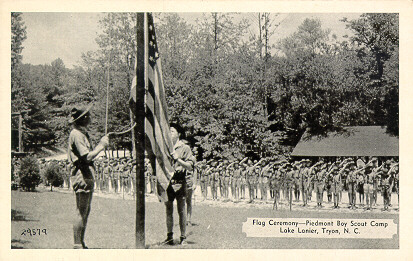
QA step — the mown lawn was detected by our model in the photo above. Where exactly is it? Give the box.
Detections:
[11,189,398,249]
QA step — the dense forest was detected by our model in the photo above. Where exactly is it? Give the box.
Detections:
[11,13,399,160]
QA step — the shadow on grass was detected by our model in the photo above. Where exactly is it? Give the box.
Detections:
[11,209,38,222]
[146,231,197,248]
[11,239,30,249]
[146,239,197,249]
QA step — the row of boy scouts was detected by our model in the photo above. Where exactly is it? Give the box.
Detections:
[195,156,398,211]
[35,155,399,211]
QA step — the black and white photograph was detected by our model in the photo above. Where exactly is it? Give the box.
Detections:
[3,0,413,260]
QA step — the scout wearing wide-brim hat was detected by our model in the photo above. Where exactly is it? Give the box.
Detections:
[273,161,282,166]
[69,104,93,124]
[285,163,292,169]
[169,122,186,139]
[347,161,356,167]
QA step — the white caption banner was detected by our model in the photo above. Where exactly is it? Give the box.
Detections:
[242,218,397,239]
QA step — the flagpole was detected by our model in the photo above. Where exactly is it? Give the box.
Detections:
[105,65,110,134]
[104,14,112,160]
[135,12,146,249]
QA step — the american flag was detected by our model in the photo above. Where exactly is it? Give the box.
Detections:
[130,13,174,201]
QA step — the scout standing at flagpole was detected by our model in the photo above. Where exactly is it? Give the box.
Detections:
[68,105,109,249]
[163,123,195,245]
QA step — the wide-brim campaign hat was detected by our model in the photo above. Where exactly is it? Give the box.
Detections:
[273,160,284,166]
[330,165,338,171]
[347,161,356,167]
[169,122,186,139]
[69,104,93,124]
[285,163,292,168]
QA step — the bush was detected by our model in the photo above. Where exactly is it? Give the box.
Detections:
[45,161,64,191]
[18,156,41,191]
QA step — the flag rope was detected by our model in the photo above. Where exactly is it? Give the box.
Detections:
[107,123,137,136]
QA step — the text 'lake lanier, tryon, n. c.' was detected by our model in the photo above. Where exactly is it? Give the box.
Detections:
[242,218,396,238]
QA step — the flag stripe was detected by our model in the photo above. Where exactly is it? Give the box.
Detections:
[144,131,171,187]
[147,65,170,127]
[154,59,170,123]
[146,82,173,154]
[145,112,173,176]
[129,13,174,200]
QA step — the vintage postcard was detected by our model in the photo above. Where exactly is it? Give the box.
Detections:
[1,0,412,260]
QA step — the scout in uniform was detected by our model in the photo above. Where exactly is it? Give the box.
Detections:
[259,161,272,201]
[357,170,365,207]
[331,166,342,209]
[272,163,283,210]
[363,164,376,210]
[200,164,210,201]
[68,105,109,249]
[210,166,220,200]
[257,168,263,200]
[315,163,327,208]
[223,162,233,199]
[284,163,295,210]
[325,164,334,203]
[386,161,395,207]
[247,164,256,203]
[293,162,301,202]
[186,158,197,226]
[240,165,247,199]
[344,161,358,209]
[163,123,195,245]
[218,163,224,198]
[370,157,380,206]
[232,162,241,201]
[261,167,269,201]
[300,159,311,207]
[381,169,392,211]
[253,165,261,199]
[389,163,399,206]
[269,164,276,199]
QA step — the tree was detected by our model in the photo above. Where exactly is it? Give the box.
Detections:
[11,12,27,114]
[45,161,64,191]
[81,13,137,150]
[11,12,27,70]
[344,13,399,136]
[266,18,378,145]
[18,156,41,191]
[343,13,398,80]
[155,13,285,159]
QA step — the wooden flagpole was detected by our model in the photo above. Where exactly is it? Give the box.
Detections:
[134,12,146,248]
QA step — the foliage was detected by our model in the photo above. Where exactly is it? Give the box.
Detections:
[12,13,399,160]
[18,156,41,191]
[11,12,27,70]
[11,12,27,129]
[45,162,64,190]
[343,13,399,136]
[264,15,399,147]
[10,13,54,153]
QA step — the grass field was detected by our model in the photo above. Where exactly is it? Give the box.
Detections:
[11,187,398,249]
